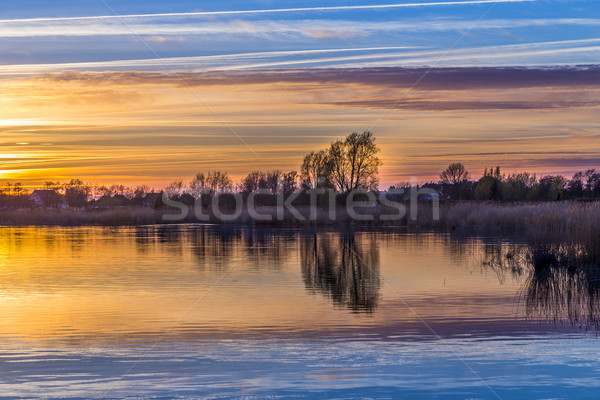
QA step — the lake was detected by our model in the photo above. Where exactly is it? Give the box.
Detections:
[1,225,599,399]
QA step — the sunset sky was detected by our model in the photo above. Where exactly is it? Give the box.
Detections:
[1,0,599,188]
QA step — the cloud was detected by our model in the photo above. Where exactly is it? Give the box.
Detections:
[330,98,600,111]
[2,39,599,75]
[2,17,599,39]
[303,28,365,40]
[146,36,186,43]
[28,65,600,91]
[0,46,418,75]
[0,0,536,24]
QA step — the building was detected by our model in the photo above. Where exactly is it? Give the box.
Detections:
[29,190,64,208]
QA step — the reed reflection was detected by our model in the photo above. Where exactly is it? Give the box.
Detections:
[300,232,380,313]
[523,267,600,329]
[470,239,600,329]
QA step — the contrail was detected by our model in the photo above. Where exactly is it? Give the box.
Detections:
[0,46,418,73]
[0,0,536,23]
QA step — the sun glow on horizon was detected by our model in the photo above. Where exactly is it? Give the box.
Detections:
[0,66,599,187]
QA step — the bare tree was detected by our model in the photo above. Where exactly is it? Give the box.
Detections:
[64,179,89,208]
[206,171,233,193]
[440,163,470,185]
[584,169,600,196]
[133,185,150,198]
[327,131,381,192]
[239,171,262,195]
[191,171,233,196]
[97,185,113,196]
[190,173,206,196]
[300,150,331,189]
[165,180,184,194]
[281,171,298,195]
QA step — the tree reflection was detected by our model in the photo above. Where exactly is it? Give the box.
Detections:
[300,232,380,313]
[189,227,297,271]
[523,267,600,329]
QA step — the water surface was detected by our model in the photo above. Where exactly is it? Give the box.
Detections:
[0,226,599,399]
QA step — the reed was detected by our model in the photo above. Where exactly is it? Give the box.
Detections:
[0,208,157,226]
[437,202,600,269]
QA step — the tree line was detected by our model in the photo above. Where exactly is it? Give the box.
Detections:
[425,163,600,201]
[0,131,382,208]
[2,131,599,208]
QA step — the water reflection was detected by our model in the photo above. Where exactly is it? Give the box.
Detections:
[131,226,382,313]
[300,233,380,313]
[524,267,600,329]
[471,240,600,330]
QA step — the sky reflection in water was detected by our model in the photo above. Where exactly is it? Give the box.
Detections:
[0,225,599,398]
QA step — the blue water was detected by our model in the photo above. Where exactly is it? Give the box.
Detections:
[0,226,598,399]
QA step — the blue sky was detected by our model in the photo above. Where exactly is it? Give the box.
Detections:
[1,0,599,71]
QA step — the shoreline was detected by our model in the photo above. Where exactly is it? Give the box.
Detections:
[1,201,597,229]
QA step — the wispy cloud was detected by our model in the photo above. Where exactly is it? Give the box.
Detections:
[2,17,599,39]
[0,0,536,24]
[2,39,599,75]
[0,46,417,75]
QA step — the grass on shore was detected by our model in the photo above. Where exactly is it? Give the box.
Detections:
[437,202,600,270]
[0,208,158,226]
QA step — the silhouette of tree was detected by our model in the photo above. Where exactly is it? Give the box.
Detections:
[191,171,233,196]
[584,169,600,197]
[64,179,89,208]
[281,171,298,195]
[539,175,566,201]
[300,150,332,189]
[206,171,233,193]
[327,131,381,192]
[440,163,470,186]
[475,167,503,200]
[567,171,584,198]
[165,180,184,194]
[439,163,470,199]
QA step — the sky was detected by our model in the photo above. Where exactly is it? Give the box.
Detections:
[0,0,599,188]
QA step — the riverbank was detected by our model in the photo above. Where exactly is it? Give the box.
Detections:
[1,201,597,231]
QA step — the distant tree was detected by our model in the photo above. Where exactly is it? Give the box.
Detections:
[539,175,566,201]
[12,182,23,194]
[327,131,381,192]
[64,179,89,208]
[281,171,298,195]
[439,163,470,199]
[264,170,281,194]
[206,171,233,193]
[239,171,263,195]
[583,169,600,197]
[109,184,128,196]
[567,171,584,198]
[300,150,332,189]
[475,167,503,201]
[133,185,150,198]
[440,163,470,186]
[190,171,232,196]
[502,172,538,201]
[165,180,184,194]
[239,170,297,196]
[97,185,113,196]
[190,173,207,196]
